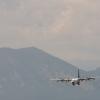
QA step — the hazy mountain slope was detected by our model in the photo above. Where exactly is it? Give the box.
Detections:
[0,47,99,100]
[90,68,100,76]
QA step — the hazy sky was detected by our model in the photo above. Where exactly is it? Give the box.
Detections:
[0,0,100,70]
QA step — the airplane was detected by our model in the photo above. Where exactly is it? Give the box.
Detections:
[50,69,95,86]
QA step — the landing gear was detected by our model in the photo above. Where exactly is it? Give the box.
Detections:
[72,82,75,86]
[77,81,80,85]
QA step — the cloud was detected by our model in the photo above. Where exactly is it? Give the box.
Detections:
[0,0,100,69]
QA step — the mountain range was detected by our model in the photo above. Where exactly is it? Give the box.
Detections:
[0,47,99,100]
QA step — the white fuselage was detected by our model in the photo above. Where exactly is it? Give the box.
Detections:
[71,78,80,85]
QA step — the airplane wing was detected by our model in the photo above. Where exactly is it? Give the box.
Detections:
[85,77,95,80]
[50,78,72,82]
[79,77,95,81]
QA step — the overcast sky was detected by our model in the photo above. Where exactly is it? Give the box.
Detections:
[0,0,100,70]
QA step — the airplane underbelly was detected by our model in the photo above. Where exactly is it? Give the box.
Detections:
[71,80,80,85]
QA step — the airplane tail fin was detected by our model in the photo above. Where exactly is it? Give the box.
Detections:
[78,69,80,78]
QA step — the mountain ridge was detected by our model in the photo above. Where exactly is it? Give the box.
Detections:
[0,47,99,100]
